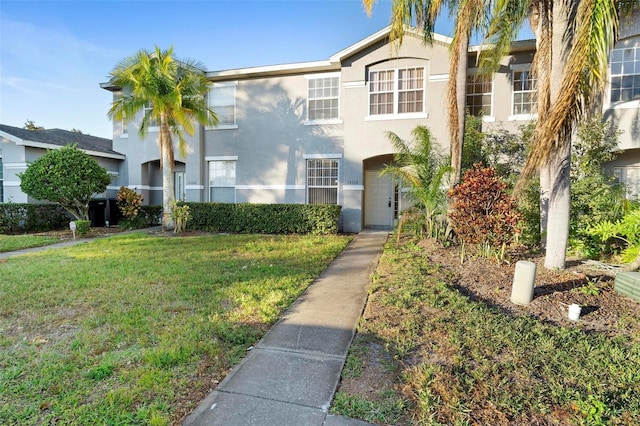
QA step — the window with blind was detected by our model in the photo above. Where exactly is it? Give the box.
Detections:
[369,67,425,115]
[466,74,493,117]
[307,159,338,205]
[209,160,236,203]
[209,83,237,127]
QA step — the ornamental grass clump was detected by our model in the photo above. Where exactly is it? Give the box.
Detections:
[448,165,521,248]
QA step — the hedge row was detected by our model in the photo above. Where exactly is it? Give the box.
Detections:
[0,204,71,234]
[184,202,341,235]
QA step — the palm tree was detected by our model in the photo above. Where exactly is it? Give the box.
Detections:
[380,126,452,237]
[484,0,635,269]
[363,0,489,188]
[107,46,218,229]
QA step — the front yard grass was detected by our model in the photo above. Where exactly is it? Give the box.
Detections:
[0,232,351,425]
[0,235,61,253]
[332,238,640,425]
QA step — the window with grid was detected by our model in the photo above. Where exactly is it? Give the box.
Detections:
[369,70,395,115]
[209,83,237,126]
[466,74,493,116]
[398,68,424,113]
[369,68,425,115]
[209,160,236,203]
[307,159,338,205]
[308,76,339,121]
[512,69,537,115]
[143,102,159,127]
[610,47,640,103]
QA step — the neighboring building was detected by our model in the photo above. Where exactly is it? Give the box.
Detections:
[100,19,639,233]
[605,9,640,199]
[0,124,125,205]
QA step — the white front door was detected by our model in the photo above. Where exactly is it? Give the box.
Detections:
[364,170,393,227]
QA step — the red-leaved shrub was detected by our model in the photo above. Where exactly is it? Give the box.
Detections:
[448,165,521,246]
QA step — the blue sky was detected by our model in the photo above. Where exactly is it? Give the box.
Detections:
[0,0,531,139]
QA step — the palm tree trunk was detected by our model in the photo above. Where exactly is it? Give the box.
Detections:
[160,123,176,230]
[543,0,572,269]
[447,28,469,188]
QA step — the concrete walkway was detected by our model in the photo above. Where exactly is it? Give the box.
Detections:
[183,230,390,426]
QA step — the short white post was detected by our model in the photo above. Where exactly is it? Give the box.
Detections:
[69,221,76,241]
[511,260,537,305]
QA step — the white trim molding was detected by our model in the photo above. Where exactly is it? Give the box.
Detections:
[205,156,239,161]
[366,113,429,121]
[303,153,343,159]
[304,119,343,126]
[429,74,449,82]
[186,185,205,190]
[343,185,364,191]
[3,162,28,170]
[127,185,163,191]
[235,184,305,190]
[304,71,340,79]
[344,81,365,89]
[3,181,21,187]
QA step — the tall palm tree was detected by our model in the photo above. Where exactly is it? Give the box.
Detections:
[364,0,489,188]
[108,47,218,229]
[484,0,634,269]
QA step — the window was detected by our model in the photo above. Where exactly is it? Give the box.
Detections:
[121,119,128,136]
[308,76,339,121]
[209,160,236,202]
[307,159,338,205]
[369,67,425,115]
[0,157,3,203]
[614,167,640,199]
[143,102,158,128]
[175,171,185,201]
[209,83,237,128]
[466,74,493,117]
[512,68,537,115]
[610,47,640,103]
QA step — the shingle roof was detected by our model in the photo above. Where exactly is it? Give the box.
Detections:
[0,124,124,158]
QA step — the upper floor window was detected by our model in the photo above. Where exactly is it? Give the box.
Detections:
[143,101,159,128]
[610,47,640,103]
[466,73,493,117]
[307,75,340,121]
[369,67,425,116]
[512,67,537,116]
[209,82,237,129]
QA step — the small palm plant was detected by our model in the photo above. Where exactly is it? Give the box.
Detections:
[381,125,452,240]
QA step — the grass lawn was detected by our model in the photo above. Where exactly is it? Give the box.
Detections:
[332,238,640,425]
[0,232,352,425]
[0,235,61,253]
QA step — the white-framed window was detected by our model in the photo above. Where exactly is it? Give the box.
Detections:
[209,82,237,129]
[143,101,159,128]
[369,67,425,116]
[121,119,128,137]
[466,73,493,117]
[307,158,339,205]
[610,47,640,103]
[614,167,640,199]
[512,66,537,116]
[209,159,236,203]
[307,75,340,121]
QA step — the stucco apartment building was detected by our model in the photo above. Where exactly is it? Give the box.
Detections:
[5,17,637,233]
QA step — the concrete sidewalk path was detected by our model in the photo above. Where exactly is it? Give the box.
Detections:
[183,230,390,426]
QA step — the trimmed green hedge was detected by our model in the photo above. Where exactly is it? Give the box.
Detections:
[0,204,71,234]
[184,203,341,235]
[119,205,163,229]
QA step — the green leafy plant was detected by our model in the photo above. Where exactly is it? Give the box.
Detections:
[171,202,190,233]
[18,145,111,221]
[74,220,91,237]
[116,187,143,220]
[448,165,521,248]
[381,126,452,241]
